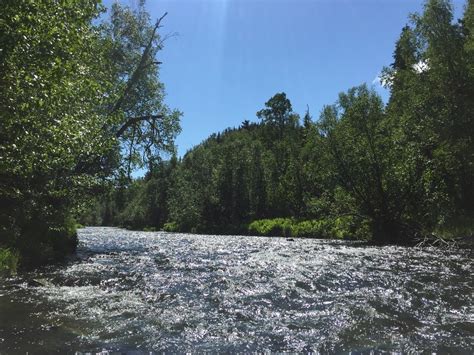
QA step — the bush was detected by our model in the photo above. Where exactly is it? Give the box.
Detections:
[163,221,179,232]
[16,214,78,267]
[248,216,371,240]
[434,213,474,240]
[0,248,19,276]
[248,218,294,236]
[292,219,336,238]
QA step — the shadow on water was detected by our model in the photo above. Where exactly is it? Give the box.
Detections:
[0,227,472,353]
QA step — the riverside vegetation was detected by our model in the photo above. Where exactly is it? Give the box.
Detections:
[1,0,474,273]
[80,0,474,244]
[0,1,181,272]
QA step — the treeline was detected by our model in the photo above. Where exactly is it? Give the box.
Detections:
[81,0,474,245]
[82,106,372,240]
[0,1,180,272]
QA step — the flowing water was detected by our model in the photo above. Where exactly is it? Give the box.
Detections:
[0,227,472,354]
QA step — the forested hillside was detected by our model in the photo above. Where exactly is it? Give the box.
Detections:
[80,0,474,246]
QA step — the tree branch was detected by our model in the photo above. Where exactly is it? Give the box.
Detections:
[116,114,163,138]
[110,12,168,115]
[142,61,163,69]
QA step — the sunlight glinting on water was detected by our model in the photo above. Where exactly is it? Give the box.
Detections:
[0,227,472,353]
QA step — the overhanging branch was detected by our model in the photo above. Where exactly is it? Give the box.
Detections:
[110,12,168,115]
[116,114,163,138]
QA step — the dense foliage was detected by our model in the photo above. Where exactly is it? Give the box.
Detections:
[83,0,473,245]
[1,1,472,274]
[0,0,180,270]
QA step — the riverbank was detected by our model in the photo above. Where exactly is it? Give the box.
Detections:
[0,221,79,276]
[125,216,370,240]
[124,215,473,248]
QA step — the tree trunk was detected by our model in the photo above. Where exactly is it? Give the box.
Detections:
[372,216,402,245]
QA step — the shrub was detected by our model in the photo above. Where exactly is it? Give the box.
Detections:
[0,248,19,276]
[163,221,179,232]
[248,216,371,240]
[16,214,78,267]
[434,213,474,240]
[291,219,334,238]
[248,218,294,236]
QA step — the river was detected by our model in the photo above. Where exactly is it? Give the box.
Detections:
[0,227,472,353]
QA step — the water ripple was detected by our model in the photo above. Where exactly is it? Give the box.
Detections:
[0,227,472,353]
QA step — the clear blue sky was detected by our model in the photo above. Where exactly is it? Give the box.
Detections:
[106,0,466,157]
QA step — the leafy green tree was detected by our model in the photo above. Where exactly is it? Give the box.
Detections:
[319,86,418,243]
[257,92,299,139]
[248,142,267,219]
[167,163,203,233]
[0,0,180,267]
[383,0,474,228]
[0,1,110,265]
[102,2,181,175]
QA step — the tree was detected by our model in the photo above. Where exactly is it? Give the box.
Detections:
[0,0,180,267]
[319,85,418,244]
[257,92,299,138]
[102,2,181,175]
[383,0,474,227]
